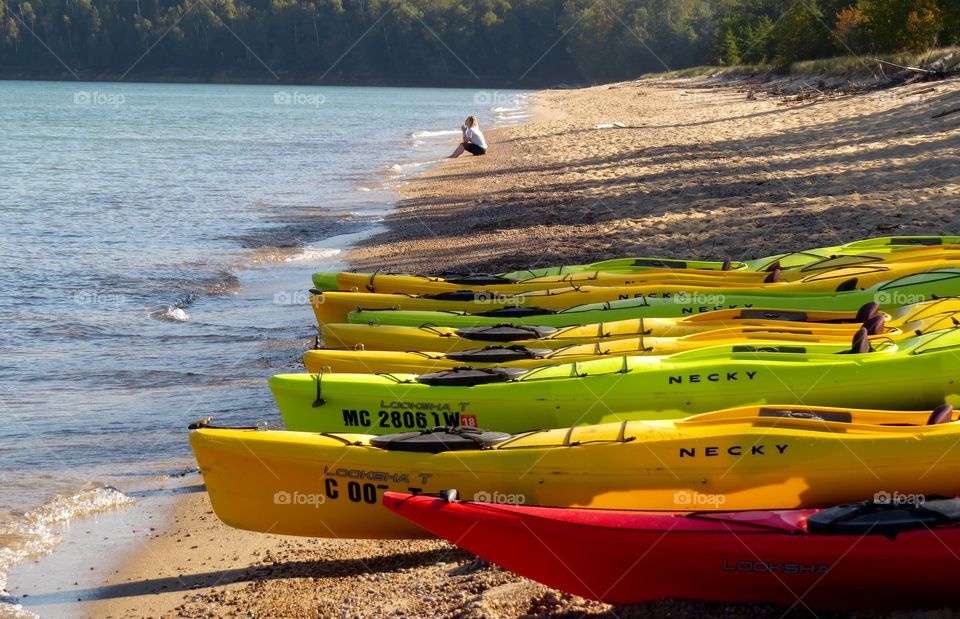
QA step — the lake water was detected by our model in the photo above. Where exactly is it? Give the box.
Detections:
[0,80,528,607]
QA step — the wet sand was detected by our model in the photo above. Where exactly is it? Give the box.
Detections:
[85,74,960,617]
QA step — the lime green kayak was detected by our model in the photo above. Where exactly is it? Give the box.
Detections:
[312,236,960,290]
[271,326,960,434]
[344,269,960,328]
[508,236,960,279]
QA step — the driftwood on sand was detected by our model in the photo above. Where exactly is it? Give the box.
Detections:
[727,51,960,106]
[932,106,960,119]
[872,51,958,88]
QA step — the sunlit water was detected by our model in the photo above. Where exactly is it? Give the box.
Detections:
[0,80,528,605]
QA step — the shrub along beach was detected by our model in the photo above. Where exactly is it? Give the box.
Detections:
[77,71,960,617]
[2,0,958,83]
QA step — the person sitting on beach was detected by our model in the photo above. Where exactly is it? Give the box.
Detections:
[449,116,487,158]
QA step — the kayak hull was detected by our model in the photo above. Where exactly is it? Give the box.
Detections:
[384,494,960,609]
[190,404,960,539]
[311,236,960,292]
[311,261,960,324]
[322,299,960,351]
[273,328,960,434]
[304,331,868,374]
[320,309,877,351]
[344,268,960,328]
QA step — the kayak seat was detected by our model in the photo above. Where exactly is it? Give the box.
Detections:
[855,301,880,322]
[848,327,871,354]
[370,426,513,453]
[763,268,781,284]
[732,345,808,354]
[417,366,528,386]
[455,324,559,341]
[630,259,688,269]
[862,314,886,335]
[896,237,942,246]
[738,309,809,322]
[445,346,553,363]
[758,407,852,423]
[815,327,872,355]
[425,290,487,302]
[722,259,732,271]
[835,277,858,292]
[474,307,558,318]
[442,274,520,286]
[807,497,960,536]
[928,405,955,425]
[765,260,781,272]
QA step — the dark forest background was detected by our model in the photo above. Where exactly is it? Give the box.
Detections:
[0,0,957,84]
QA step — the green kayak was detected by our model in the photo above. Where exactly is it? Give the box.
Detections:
[313,236,960,290]
[345,269,960,328]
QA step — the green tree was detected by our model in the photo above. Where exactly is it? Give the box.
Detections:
[720,26,741,64]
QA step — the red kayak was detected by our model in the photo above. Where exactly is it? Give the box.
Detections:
[384,492,960,610]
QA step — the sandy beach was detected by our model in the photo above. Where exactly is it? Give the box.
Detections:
[75,74,960,617]
[352,75,960,274]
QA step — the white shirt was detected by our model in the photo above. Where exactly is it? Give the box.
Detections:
[464,126,487,149]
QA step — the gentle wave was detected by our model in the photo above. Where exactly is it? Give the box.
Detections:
[388,159,447,177]
[148,294,195,322]
[283,247,342,263]
[248,244,345,265]
[497,112,532,120]
[410,129,461,139]
[0,487,132,609]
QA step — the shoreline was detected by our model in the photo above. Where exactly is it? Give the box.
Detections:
[20,73,960,617]
[0,72,566,89]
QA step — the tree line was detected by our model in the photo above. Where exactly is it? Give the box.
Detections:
[0,0,957,83]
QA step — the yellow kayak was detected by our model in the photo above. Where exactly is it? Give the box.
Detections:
[320,298,960,352]
[318,249,960,295]
[303,320,935,375]
[190,404,960,539]
[309,261,960,324]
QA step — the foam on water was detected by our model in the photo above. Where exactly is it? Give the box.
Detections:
[283,247,342,263]
[148,295,195,322]
[0,487,132,606]
[410,129,461,139]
